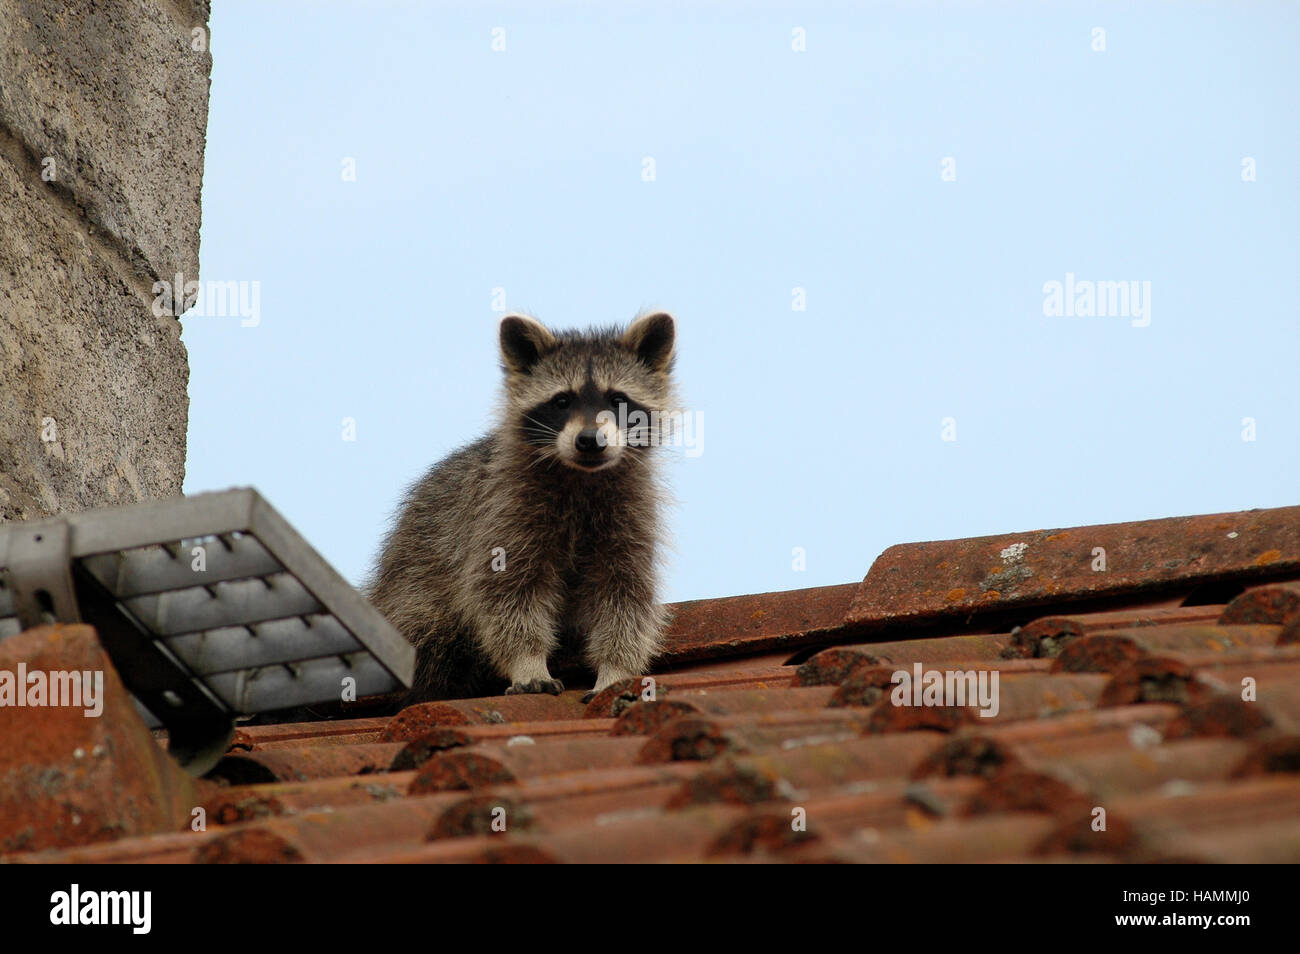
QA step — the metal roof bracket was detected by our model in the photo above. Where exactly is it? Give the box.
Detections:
[0,519,80,629]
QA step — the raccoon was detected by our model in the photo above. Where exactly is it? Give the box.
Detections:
[367,311,677,703]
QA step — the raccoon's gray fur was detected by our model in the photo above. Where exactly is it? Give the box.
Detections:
[367,311,677,703]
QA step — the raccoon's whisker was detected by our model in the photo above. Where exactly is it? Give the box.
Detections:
[620,452,653,473]
[520,415,562,437]
[520,414,559,430]
[521,448,560,472]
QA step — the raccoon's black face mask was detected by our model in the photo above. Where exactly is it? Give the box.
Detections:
[499,312,676,472]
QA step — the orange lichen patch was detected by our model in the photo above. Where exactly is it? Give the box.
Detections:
[904,807,935,829]
[946,589,966,602]
[1256,550,1282,566]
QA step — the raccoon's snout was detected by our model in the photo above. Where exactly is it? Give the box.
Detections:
[562,417,622,471]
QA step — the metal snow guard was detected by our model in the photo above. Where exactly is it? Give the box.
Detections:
[0,488,414,774]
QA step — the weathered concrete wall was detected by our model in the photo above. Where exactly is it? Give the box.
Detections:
[0,0,212,521]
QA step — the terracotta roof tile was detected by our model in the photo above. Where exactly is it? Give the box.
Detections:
[4,502,1298,865]
[0,624,199,854]
[848,506,1300,630]
[201,772,414,824]
[611,687,838,735]
[1010,604,1230,658]
[1051,623,1282,673]
[209,743,407,784]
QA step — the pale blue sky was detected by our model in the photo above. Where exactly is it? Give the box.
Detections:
[185,1,1299,603]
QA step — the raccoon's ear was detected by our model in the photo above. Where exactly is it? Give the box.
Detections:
[499,315,557,374]
[622,311,675,372]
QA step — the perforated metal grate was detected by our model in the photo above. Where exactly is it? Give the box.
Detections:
[0,488,413,771]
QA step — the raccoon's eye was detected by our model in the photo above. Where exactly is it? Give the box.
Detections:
[550,392,573,409]
[608,391,630,409]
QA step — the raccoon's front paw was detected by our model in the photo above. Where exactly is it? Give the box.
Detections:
[580,690,598,705]
[505,677,565,695]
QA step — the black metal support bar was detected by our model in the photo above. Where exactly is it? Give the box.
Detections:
[72,563,235,775]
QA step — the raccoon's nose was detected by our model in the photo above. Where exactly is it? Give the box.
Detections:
[575,429,603,453]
